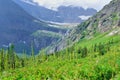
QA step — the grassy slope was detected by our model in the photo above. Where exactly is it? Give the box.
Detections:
[0,33,120,80]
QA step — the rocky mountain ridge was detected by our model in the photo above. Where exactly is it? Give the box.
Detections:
[13,0,97,23]
[46,0,120,53]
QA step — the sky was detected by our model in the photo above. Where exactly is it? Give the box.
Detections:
[32,0,112,11]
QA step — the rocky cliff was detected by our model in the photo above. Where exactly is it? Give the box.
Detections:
[47,0,120,53]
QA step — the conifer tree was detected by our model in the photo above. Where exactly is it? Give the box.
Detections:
[77,47,81,54]
[22,50,27,67]
[31,42,35,61]
[98,43,106,55]
[81,47,88,58]
[6,48,10,69]
[8,44,15,69]
[94,44,97,52]
[21,59,25,67]
[0,49,4,71]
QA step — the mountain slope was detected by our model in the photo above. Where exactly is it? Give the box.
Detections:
[47,0,120,53]
[13,0,97,23]
[1,0,120,79]
[1,26,120,80]
[69,0,120,40]
[0,0,66,54]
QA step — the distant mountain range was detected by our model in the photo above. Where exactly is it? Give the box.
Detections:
[13,0,97,23]
[0,0,66,54]
[0,0,97,54]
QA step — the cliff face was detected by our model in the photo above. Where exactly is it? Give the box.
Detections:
[70,0,120,40]
[47,0,120,53]
[86,0,120,32]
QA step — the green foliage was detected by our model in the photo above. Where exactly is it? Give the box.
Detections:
[0,34,120,80]
[111,13,119,21]
[0,49,4,71]
[32,30,62,38]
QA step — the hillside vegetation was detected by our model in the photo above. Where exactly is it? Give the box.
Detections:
[0,0,120,80]
[0,33,120,80]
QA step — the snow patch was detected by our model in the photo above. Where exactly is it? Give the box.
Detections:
[78,15,91,20]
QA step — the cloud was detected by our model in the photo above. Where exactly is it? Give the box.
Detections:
[33,0,112,11]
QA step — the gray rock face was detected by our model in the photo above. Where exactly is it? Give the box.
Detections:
[47,0,120,53]
[79,0,120,33]
[68,0,120,40]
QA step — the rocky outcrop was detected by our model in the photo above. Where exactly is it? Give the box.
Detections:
[46,0,120,53]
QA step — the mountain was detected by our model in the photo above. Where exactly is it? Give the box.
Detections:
[1,0,120,79]
[0,0,66,54]
[13,0,97,23]
[68,0,120,40]
[47,0,120,53]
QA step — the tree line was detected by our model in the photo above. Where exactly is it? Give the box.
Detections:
[0,39,114,72]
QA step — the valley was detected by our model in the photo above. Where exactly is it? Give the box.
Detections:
[0,32,120,79]
[0,0,120,79]
[0,0,69,54]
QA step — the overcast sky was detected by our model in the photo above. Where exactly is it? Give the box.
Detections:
[33,0,112,11]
